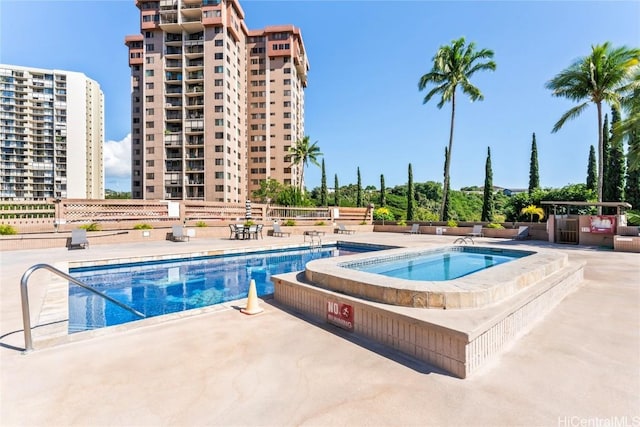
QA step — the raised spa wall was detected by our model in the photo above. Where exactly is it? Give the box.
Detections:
[303,246,566,309]
[272,245,585,378]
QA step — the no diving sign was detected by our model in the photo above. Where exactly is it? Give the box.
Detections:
[326,300,354,332]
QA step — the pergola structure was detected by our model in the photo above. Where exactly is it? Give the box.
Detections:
[541,201,632,215]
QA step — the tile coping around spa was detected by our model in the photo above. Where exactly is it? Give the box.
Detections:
[304,245,567,309]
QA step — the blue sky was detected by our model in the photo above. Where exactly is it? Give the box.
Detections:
[1,0,639,192]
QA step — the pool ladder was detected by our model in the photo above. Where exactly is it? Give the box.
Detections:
[308,234,322,250]
[19,263,146,353]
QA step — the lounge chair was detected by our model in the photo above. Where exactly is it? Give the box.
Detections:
[335,224,355,234]
[272,223,291,237]
[406,223,420,235]
[69,228,89,249]
[515,226,529,240]
[467,225,484,238]
[171,225,189,242]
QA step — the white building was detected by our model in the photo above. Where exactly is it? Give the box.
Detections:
[0,64,104,200]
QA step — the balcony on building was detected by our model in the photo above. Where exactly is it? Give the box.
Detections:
[186,135,204,146]
[186,96,204,107]
[185,58,204,71]
[164,133,183,147]
[165,59,183,70]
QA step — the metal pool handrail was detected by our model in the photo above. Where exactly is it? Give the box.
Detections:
[20,263,146,353]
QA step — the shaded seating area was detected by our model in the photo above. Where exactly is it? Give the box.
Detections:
[171,225,190,242]
[335,224,356,234]
[69,229,89,250]
[272,223,291,237]
[229,224,263,240]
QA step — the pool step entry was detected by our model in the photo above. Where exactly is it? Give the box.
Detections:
[19,263,145,353]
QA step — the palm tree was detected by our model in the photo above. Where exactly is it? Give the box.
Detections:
[288,135,322,193]
[520,205,545,223]
[546,43,640,209]
[418,37,496,221]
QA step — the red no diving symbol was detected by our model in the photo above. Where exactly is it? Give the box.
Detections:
[341,305,351,319]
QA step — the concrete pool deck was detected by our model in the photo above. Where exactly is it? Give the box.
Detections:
[1,232,639,425]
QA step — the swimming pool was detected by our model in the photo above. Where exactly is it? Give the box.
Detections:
[347,247,527,281]
[68,243,382,333]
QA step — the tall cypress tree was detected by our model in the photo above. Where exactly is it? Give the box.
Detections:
[482,147,494,222]
[442,148,451,221]
[528,133,540,193]
[406,163,414,221]
[606,107,625,205]
[379,174,386,207]
[587,145,597,191]
[602,114,611,200]
[320,159,327,206]
[356,167,362,207]
[625,131,640,209]
[334,174,340,207]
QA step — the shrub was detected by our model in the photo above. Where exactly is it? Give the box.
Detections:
[486,223,504,229]
[133,223,153,230]
[0,224,17,235]
[396,219,407,226]
[360,220,367,225]
[283,219,296,226]
[627,210,640,226]
[244,220,255,226]
[373,207,394,221]
[446,219,458,227]
[195,221,207,227]
[79,223,101,232]
[314,221,326,226]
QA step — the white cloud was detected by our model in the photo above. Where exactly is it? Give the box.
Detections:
[104,134,131,179]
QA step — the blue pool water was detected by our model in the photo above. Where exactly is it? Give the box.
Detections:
[68,244,378,332]
[349,248,528,281]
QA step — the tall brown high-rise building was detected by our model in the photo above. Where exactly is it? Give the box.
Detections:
[125,0,308,202]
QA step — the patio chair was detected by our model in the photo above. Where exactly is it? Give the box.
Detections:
[467,225,484,238]
[406,223,420,235]
[69,228,89,249]
[272,223,291,237]
[171,225,189,242]
[515,226,529,240]
[335,223,356,234]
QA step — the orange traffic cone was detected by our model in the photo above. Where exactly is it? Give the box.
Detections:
[241,279,264,315]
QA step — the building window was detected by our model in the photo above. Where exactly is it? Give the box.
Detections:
[215,172,224,179]
[215,132,224,139]
[215,159,223,165]
[145,95,154,102]
[215,39,223,46]
[215,119,223,126]
[215,185,224,191]
[214,66,223,73]
[145,44,155,51]
[146,121,154,128]
[146,57,154,64]
[214,53,223,60]
[283,79,291,85]
[146,108,154,115]
[214,92,223,99]
[146,186,155,193]
[283,90,291,96]
[145,82,154,89]
[214,79,223,86]
[214,145,223,152]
